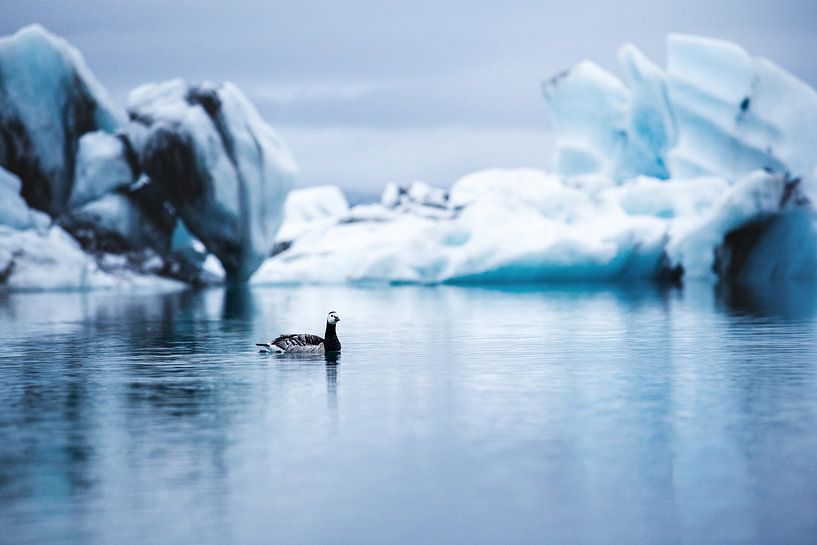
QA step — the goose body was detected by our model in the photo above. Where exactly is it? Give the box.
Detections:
[257,311,341,354]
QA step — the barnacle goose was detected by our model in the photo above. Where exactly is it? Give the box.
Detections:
[256,311,341,354]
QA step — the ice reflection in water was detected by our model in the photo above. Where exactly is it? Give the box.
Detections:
[0,283,815,545]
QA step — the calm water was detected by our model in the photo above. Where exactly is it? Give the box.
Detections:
[1,283,816,545]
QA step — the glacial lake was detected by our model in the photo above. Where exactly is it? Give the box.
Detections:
[1,283,816,545]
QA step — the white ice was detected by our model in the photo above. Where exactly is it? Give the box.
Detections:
[0,167,50,230]
[0,224,183,290]
[276,185,349,242]
[69,131,135,208]
[254,34,817,286]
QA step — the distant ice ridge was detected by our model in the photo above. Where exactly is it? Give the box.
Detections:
[259,33,817,286]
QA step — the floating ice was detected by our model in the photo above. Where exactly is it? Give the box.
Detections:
[0,25,125,215]
[276,185,349,242]
[290,34,816,286]
[0,224,183,290]
[129,79,297,281]
[257,166,815,285]
[253,169,665,284]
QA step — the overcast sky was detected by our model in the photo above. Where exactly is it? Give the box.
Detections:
[2,0,816,192]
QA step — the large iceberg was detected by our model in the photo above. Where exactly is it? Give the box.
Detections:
[128,79,297,281]
[0,25,124,216]
[257,34,817,286]
[0,25,297,289]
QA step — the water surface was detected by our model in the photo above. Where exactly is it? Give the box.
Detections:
[1,283,816,544]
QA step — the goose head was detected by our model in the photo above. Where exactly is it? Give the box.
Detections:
[327,311,341,325]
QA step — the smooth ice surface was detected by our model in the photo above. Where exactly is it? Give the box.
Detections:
[1,284,816,545]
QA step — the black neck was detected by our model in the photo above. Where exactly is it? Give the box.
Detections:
[324,322,341,351]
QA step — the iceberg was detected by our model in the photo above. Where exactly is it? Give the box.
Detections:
[0,25,125,215]
[256,168,815,285]
[0,25,297,289]
[254,34,817,286]
[128,79,298,281]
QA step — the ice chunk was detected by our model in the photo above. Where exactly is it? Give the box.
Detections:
[64,192,169,253]
[253,169,671,284]
[666,34,817,181]
[542,62,631,179]
[276,185,349,242]
[542,54,673,182]
[0,24,125,215]
[617,44,676,178]
[69,131,137,208]
[665,170,813,280]
[380,182,401,207]
[375,180,455,219]
[544,35,817,185]
[0,166,50,230]
[0,224,183,290]
[128,79,297,281]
